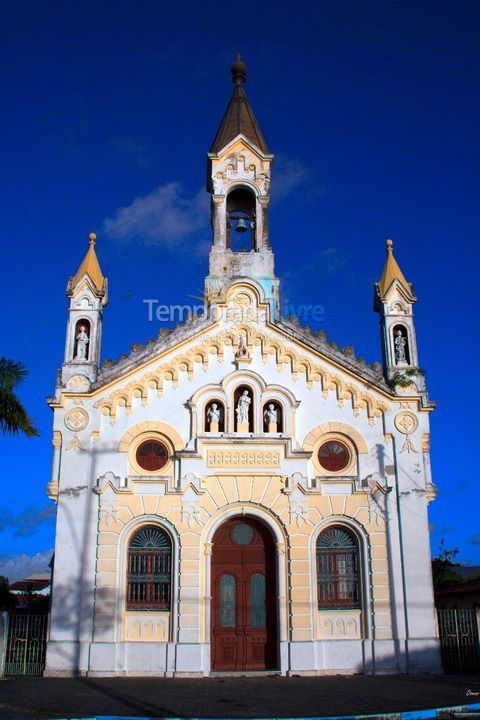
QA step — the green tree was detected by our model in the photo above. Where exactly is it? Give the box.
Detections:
[432,539,461,587]
[0,357,39,437]
[0,575,17,611]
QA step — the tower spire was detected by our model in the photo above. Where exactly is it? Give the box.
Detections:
[209,55,269,154]
[377,238,415,303]
[71,232,106,295]
[205,57,278,314]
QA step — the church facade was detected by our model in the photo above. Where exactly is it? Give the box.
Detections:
[45,57,441,677]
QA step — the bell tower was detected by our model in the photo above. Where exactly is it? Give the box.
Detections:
[374,239,422,387]
[205,55,279,312]
[61,232,107,389]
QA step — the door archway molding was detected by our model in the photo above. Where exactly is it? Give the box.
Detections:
[201,503,288,658]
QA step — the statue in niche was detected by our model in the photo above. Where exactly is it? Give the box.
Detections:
[236,390,251,426]
[75,325,89,360]
[207,403,221,428]
[394,330,407,363]
[264,404,278,425]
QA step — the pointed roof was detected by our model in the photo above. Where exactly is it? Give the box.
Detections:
[71,233,106,292]
[210,55,269,155]
[377,239,415,302]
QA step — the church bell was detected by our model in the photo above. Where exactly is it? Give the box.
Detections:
[236,218,248,233]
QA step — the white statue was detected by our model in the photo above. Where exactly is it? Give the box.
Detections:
[258,172,270,195]
[236,390,251,426]
[235,336,250,359]
[264,403,278,425]
[394,330,407,363]
[212,173,224,194]
[207,403,221,427]
[75,326,89,360]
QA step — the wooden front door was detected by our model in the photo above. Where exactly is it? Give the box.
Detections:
[211,517,278,670]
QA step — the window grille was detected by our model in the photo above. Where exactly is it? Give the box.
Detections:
[316,527,360,610]
[126,526,171,611]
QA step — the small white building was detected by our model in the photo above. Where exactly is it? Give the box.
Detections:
[45,57,441,677]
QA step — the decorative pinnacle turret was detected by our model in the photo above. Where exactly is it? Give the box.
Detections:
[376,237,415,303]
[70,232,106,295]
[231,53,248,86]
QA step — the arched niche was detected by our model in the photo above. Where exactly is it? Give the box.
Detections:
[262,400,283,433]
[205,399,225,433]
[73,319,91,361]
[234,384,254,432]
[226,186,256,251]
[392,324,410,364]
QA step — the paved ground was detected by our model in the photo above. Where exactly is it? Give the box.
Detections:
[0,674,479,719]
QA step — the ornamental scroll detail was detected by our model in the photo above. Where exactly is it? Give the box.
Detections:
[318,610,361,639]
[206,449,281,468]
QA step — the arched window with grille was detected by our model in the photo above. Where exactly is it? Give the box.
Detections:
[126,525,172,611]
[316,526,360,610]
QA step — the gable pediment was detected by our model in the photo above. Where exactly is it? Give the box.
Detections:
[91,320,391,426]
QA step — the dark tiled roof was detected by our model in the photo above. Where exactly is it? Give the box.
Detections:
[10,579,50,592]
[210,59,269,154]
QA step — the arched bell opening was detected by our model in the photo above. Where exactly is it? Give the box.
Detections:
[73,319,91,361]
[392,324,410,365]
[205,399,226,433]
[226,186,256,252]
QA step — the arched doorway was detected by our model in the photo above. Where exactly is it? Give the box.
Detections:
[211,516,278,671]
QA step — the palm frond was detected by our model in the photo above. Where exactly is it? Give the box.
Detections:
[0,389,40,437]
[0,357,29,391]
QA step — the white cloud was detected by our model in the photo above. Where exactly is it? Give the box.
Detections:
[271,155,310,202]
[104,182,210,249]
[104,162,312,251]
[0,549,53,584]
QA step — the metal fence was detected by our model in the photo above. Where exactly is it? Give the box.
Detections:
[3,614,48,676]
[437,608,480,674]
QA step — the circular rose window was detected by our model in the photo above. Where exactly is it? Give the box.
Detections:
[318,440,350,472]
[136,440,169,472]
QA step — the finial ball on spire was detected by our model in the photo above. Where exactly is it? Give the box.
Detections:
[89,232,97,245]
[386,238,393,250]
[231,53,248,85]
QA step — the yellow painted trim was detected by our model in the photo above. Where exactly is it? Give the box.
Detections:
[52,430,62,449]
[94,326,391,426]
[302,422,368,454]
[118,421,185,453]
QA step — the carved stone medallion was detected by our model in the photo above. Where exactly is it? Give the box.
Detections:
[233,293,251,309]
[394,411,418,435]
[65,407,89,432]
[66,374,89,391]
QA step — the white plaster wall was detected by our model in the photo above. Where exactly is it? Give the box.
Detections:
[46,283,440,676]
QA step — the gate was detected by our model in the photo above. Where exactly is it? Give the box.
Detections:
[437,609,480,674]
[3,614,48,676]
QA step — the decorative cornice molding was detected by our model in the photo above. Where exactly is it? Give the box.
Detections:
[94,327,391,426]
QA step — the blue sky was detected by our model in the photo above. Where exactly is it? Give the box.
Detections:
[1,0,479,581]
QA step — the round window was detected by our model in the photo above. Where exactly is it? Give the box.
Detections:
[136,440,169,472]
[232,523,255,546]
[318,440,350,472]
